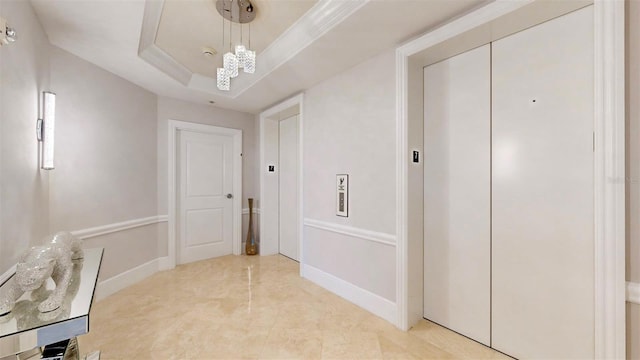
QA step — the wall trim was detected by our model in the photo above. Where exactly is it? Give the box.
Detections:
[139,0,367,99]
[138,0,191,85]
[0,216,168,287]
[95,256,170,301]
[71,215,167,240]
[593,0,626,357]
[302,263,397,324]
[242,208,261,215]
[259,93,304,261]
[304,218,396,247]
[628,282,640,305]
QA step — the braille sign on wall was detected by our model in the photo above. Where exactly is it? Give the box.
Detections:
[336,174,349,217]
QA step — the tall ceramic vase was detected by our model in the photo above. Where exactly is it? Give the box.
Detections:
[246,198,257,255]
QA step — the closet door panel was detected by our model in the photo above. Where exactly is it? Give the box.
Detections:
[423,44,491,346]
[491,6,594,359]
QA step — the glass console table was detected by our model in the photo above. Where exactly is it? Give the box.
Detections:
[0,248,103,359]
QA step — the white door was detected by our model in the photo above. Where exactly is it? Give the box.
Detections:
[278,115,299,261]
[423,44,491,346]
[491,6,594,359]
[178,129,234,264]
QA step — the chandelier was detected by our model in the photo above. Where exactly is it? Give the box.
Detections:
[216,0,257,91]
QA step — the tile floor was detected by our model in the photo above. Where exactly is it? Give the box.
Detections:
[79,255,510,359]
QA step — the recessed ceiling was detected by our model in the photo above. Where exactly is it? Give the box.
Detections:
[30,0,487,114]
[155,0,317,79]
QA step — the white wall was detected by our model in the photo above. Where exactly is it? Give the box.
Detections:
[303,50,396,301]
[627,0,640,357]
[47,47,159,279]
[0,0,51,276]
[156,96,257,256]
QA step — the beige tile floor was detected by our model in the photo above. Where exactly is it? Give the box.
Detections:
[79,255,511,359]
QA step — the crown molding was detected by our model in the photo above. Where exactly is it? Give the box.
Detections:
[139,0,368,98]
[138,0,191,85]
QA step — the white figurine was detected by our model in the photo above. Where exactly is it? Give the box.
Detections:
[0,231,83,315]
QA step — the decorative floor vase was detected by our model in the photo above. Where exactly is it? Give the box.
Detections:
[246,198,257,255]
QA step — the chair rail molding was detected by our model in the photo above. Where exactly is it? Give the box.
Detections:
[1,215,168,288]
[242,208,261,215]
[303,218,396,247]
[71,215,168,240]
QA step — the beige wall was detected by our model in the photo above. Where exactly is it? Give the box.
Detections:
[48,47,158,230]
[627,0,639,358]
[0,1,258,279]
[0,0,51,276]
[156,96,257,256]
[0,1,161,280]
[48,46,159,276]
[303,49,396,301]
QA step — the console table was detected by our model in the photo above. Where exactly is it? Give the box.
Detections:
[0,248,103,359]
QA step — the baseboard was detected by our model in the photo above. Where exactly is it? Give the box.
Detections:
[628,281,640,305]
[95,256,170,301]
[157,255,173,271]
[301,263,397,324]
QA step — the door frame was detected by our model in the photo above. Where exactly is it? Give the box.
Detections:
[258,94,304,266]
[395,0,625,358]
[168,120,243,268]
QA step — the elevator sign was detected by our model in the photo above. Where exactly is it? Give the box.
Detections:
[336,174,349,217]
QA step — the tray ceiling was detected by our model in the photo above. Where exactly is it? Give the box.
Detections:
[30,0,486,113]
[155,0,317,79]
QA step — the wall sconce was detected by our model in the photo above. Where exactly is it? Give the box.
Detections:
[37,91,56,170]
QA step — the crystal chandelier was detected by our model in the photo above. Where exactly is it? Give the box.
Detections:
[216,0,256,91]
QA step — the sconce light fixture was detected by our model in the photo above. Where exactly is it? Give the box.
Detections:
[37,91,56,170]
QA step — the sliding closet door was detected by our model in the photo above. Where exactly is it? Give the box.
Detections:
[423,44,491,346]
[491,6,594,359]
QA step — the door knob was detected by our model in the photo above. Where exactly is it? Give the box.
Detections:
[226,193,233,199]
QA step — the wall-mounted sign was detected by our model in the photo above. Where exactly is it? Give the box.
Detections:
[336,174,349,217]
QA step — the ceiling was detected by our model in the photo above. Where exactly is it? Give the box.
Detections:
[29,0,486,114]
[155,0,318,79]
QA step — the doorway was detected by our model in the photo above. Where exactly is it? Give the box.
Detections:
[422,7,595,357]
[278,114,300,260]
[259,94,304,265]
[168,120,243,267]
[397,0,625,358]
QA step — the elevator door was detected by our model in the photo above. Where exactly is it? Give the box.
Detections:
[279,115,299,261]
[423,44,491,346]
[491,6,594,359]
